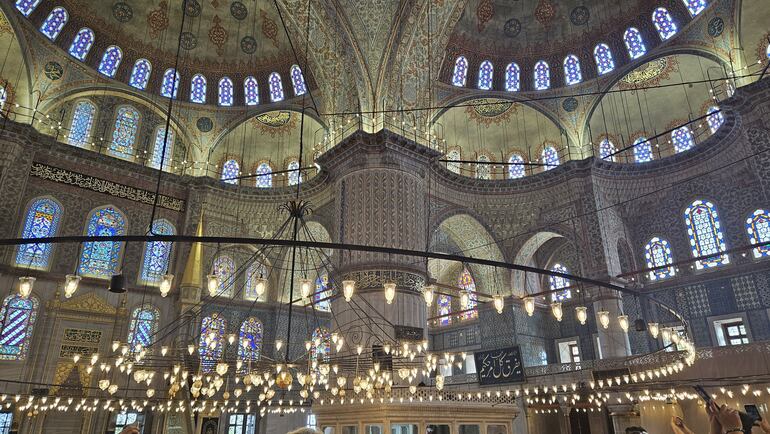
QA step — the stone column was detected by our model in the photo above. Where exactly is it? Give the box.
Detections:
[593,292,631,359]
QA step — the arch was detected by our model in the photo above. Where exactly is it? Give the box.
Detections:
[108,105,140,159]
[599,138,617,161]
[161,69,180,99]
[706,106,724,134]
[129,59,152,90]
[127,305,159,349]
[310,327,330,364]
[534,60,550,90]
[624,28,647,60]
[268,72,284,102]
[476,154,491,179]
[458,267,478,320]
[78,205,127,279]
[684,199,729,269]
[290,65,307,96]
[0,295,38,361]
[68,100,96,147]
[40,7,67,41]
[653,8,678,41]
[682,0,707,17]
[149,126,174,170]
[594,43,616,75]
[15,0,42,16]
[314,274,331,311]
[505,63,520,92]
[139,219,175,285]
[198,313,226,373]
[190,74,207,104]
[211,255,236,298]
[446,149,461,174]
[477,60,494,90]
[672,126,695,153]
[68,28,95,61]
[746,209,770,259]
[511,231,564,296]
[97,46,122,78]
[16,197,62,269]
[244,261,268,301]
[218,77,234,107]
[541,145,559,170]
[238,317,263,372]
[221,159,240,185]
[507,154,525,179]
[244,76,259,105]
[644,237,675,280]
[255,162,273,188]
[452,56,468,87]
[287,160,301,186]
[564,55,582,86]
[549,263,571,301]
[633,137,653,163]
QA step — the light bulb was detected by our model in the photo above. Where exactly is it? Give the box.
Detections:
[648,322,660,339]
[160,274,174,297]
[551,302,563,322]
[575,306,588,325]
[618,315,629,333]
[18,277,35,298]
[598,311,610,329]
[255,278,267,299]
[384,283,396,304]
[524,297,535,317]
[493,295,504,314]
[300,279,312,298]
[206,274,219,297]
[661,328,671,343]
[64,274,81,299]
[422,286,434,307]
[342,280,355,302]
[276,340,283,351]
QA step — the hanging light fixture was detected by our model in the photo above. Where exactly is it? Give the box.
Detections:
[551,302,563,322]
[524,297,535,316]
[18,277,35,298]
[598,311,611,329]
[661,328,671,343]
[342,280,355,302]
[384,283,396,304]
[493,295,504,314]
[300,279,312,299]
[460,292,469,309]
[648,322,660,339]
[64,274,81,299]
[254,277,267,299]
[575,306,588,325]
[618,315,629,333]
[159,274,174,297]
[206,274,219,297]
[422,285,435,307]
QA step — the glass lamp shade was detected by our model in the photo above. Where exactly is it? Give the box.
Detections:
[422,286,435,307]
[598,311,611,329]
[64,274,81,299]
[524,297,535,316]
[575,306,588,325]
[460,292,470,309]
[254,278,267,298]
[551,302,563,322]
[648,322,660,339]
[342,280,355,302]
[215,362,228,376]
[493,295,505,314]
[159,274,174,297]
[206,274,219,297]
[384,283,396,304]
[18,276,35,298]
[661,328,672,343]
[300,279,312,298]
[618,315,630,333]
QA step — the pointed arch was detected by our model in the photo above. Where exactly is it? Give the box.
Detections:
[211,255,236,298]
[190,74,207,104]
[682,0,707,17]
[633,137,653,163]
[599,138,617,161]
[534,61,550,90]
[287,160,301,186]
[68,100,96,148]
[290,65,307,96]
[161,69,180,99]
[594,43,616,75]
[476,154,491,179]
[314,274,331,312]
[684,199,729,269]
[624,28,647,60]
[108,105,140,159]
[78,205,126,279]
[672,126,695,153]
[458,267,478,320]
[149,127,174,170]
[129,59,152,90]
[16,197,62,269]
[0,295,38,361]
[97,46,122,78]
[68,28,95,61]
[541,145,559,170]
[245,262,268,301]
[199,314,226,373]
[644,237,675,280]
[452,56,468,87]
[221,159,240,185]
[40,7,68,41]
[477,60,494,90]
[706,106,724,133]
[238,317,263,372]
[268,72,284,102]
[139,219,175,285]
[244,76,259,105]
[549,263,571,301]
[746,209,770,258]
[218,77,234,107]
[15,0,42,16]
[564,55,582,86]
[255,162,273,188]
[127,305,159,350]
[653,8,678,41]
[505,62,520,92]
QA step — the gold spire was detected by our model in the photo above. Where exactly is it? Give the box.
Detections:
[180,214,203,288]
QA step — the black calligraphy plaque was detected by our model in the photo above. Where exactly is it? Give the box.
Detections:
[395,325,424,341]
[474,346,525,386]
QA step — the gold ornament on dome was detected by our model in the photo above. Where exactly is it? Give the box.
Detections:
[261,10,278,47]
[147,1,170,39]
[619,57,678,90]
[250,111,297,137]
[208,15,229,56]
[466,99,517,126]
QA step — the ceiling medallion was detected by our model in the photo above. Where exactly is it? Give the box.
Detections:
[503,18,521,38]
[619,57,678,90]
[112,2,133,23]
[251,111,297,137]
[261,10,279,47]
[562,97,578,112]
[230,2,248,20]
[44,62,63,81]
[185,0,202,18]
[708,17,724,37]
[534,0,557,28]
[209,15,229,56]
[466,99,516,126]
[196,117,213,132]
[570,6,589,26]
[147,1,170,38]
[180,32,198,50]
[256,111,292,127]
[476,0,494,32]
[241,36,257,54]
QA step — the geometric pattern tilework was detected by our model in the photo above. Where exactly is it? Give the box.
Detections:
[518,335,549,367]
[623,295,650,355]
[652,290,679,323]
[755,272,770,307]
[688,316,711,347]
[478,308,515,349]
[747,309,770,341]
[676,284,711,317]
[732,275,761,310]
[706,280,738,316]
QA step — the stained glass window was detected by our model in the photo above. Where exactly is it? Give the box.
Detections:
[446,150,461,174]
[98,46,123,78]
[437,294,451,326]
[707,106,724,134]
[244,76,259,106]
[268,72,284,102]
[746,209,770,258]
[682,0,707,16]
[255,163,273,188]
[310,327,330,364]
[508,154,525,179]
[190,74,207,104]
[238,318,263,372]
[149,127,174,170]
[633,137,653,163]
[452,56,468,87]
[16,198,62,269]
[129,59,152,90]
[68,28,95,61]
[684,199,729,269]
[78,206,126,279]
[15,0,42,16]
[127,305,159,350]
[0,86,6,112]
[653,8,678,41]
[534,61,550,90]
[139,219,175,285]
[108,106,140,159]
[161,69,180,99]
[0,412,12,434]
[314,275,331,312]
[199,314,226,373]
[459,268,478,320]
[594,44,615,75]
[549,263,571,301]
[477,60,494,90]
[40,7,68,40]
[221,159,240,185]
[624,28,647,60]
[245,262,268,301]
[542,145,559,170]
[211,255,236,298]
[68,100,96,147]
[290,65,307,96]
[672,126,695,153]
[644,237,675,280]
[287,160,301,186]
[505,63,520,92]
[476,155,491,179]
[218,77,234,107]
[599,138,617,161]
[0,295,38,361]
[564,55,582,86]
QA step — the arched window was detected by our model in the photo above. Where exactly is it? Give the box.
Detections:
[109,106,140,159]
[255,163,273,188]
[452,56,468,87]
[563,55,582,86]
[0,85,6,112]
[149,127,174,170]
[508,154,525,179]
[68,28,95,61]
[238,318,263,372]
[477,60,494,90]
[746,209,770,258]
[161,69,180,99]
[78,206,126,279]
[268,72,284,102]
[542,145,559,170]
[139,219,175,285]
[437,295,451,326]
[672,126,695,153]
[653,8,678,41]
[199,314,226,373]
[244,262,268,301]
[476,155,491,180]
[549,263,571,301]
[218,77,234,106]
[40,7,68,40]
[98,46,123,78]
[314,275,331,312]
[189,74,207,104]
[310,327,330,364]
[0,295,38,361]
[68,100,96,147]
[599,138,617,161]
[446,149,461,174]
[459,268,478,320]
[594,43,615,75]
[644,237,675,280]
[290,65,307,96]
[505,63,520,91]
[127,305,159,350]
[624,28,647,60]
[287,160,301,186]
[534,61,550,90]
[16,0,42,16]
[633,137,653,163]
[129,59,152,90]
[211,255,236,298]
[684,199,729,269]
[682,0,707,16]
[707,106,724,133]
[16,197,62,269]
[221,159,240,185]
[244,76,259,106]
